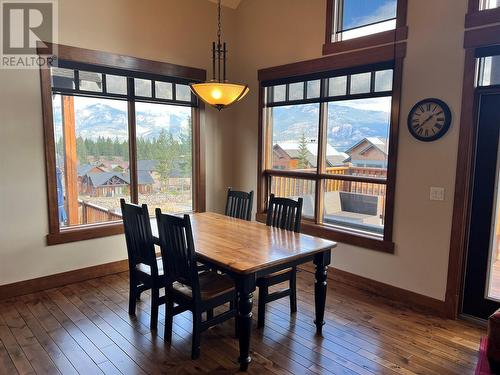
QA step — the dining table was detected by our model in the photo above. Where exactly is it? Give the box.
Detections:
[150,212,337,371]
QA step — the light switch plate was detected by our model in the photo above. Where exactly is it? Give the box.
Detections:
[430,187,445,201]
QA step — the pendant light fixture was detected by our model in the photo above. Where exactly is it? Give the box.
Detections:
[190,0,249,111]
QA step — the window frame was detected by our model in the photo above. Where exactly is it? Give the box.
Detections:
[38,43,206,245]
[257,44,406,253]
[323,0,408,55]
[465,0,500,28]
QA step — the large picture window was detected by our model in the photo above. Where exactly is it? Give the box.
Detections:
[40,44,206,244]
[258,50,404,252]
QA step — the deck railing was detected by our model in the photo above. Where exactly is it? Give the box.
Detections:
[78,199,122,225]
[270,166,387,198]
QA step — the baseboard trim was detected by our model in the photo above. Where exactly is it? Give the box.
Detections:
[0,259,129,300]
[0,260,447,317]
[300,264,447,317]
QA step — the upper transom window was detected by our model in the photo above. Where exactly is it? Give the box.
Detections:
[480,0,500,10]
[476,47,500,87]
[332,0,398,42]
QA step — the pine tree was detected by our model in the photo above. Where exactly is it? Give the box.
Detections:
[297,133,309,169]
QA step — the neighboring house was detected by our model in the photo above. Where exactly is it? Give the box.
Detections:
[77,164,106,192]
[343,137,388,168]
[80,171,154,197]
[273,140,348,169]
[137,159,159,172]
[77,164,106,176]
[96,160,129,172]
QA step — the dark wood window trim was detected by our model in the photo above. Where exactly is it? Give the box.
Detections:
[445,25,500,319]
[465,0,500,28]
[38,43,206,245]
[323,0,408,56]
[257,44,406,253]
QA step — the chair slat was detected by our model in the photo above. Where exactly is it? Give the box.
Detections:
[224,188,254,221]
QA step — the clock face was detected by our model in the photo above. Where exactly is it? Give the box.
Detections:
[408,98,451,142]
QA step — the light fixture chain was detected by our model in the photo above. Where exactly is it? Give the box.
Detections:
[217,0,222,46]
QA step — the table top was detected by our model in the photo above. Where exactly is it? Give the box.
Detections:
[151,212,336,275]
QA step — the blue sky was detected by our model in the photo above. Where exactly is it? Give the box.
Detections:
[342,0,397,30]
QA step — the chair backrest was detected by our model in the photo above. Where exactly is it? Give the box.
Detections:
[120,199,158,273]
[266,194,303,233]
[225,188,254,221]
[155,209,200,294]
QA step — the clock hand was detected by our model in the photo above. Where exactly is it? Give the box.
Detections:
[420,114,435,126]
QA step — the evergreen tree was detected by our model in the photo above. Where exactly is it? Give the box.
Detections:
[155,129,179,190]
[297,133,310,169]
[76,136,88,164]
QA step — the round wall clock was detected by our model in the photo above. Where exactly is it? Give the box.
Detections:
[407,98,452,142]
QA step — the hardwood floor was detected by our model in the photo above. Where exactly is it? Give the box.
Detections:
[0,269,484,375]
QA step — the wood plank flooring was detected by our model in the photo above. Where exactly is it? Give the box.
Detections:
[0,269,485,375]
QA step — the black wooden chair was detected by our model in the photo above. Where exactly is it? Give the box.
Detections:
[155,209,237,359]
[120,199,165,330]
[257,193,303,328]
[225,188,254,221]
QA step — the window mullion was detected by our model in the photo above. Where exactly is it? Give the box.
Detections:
[127,77,138,204]
[315,100,328,224]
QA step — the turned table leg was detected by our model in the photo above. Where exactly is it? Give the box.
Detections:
[236,275,256,371]
[313,249,331,335]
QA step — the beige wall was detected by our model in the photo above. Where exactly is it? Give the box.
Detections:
[0,0,469,302]
[228,0,468,301]
[0,0,237,285]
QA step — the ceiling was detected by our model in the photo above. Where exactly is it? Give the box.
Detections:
[208,0,242,9]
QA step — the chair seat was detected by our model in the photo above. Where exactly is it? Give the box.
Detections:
[172,271,235,300]
[136,257,164,276]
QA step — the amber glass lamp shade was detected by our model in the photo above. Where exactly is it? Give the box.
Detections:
[190,82,249,111]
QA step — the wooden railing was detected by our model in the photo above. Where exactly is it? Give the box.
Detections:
[78,199,122,225]
[270,166,387,198]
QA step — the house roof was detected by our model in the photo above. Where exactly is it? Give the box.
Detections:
[85,170,154,187]
[87,172,128,187]
[275,141,348,167]
[78,164,93,176]
[345,137,388,155]
[77,164,105,176]
[137,160,158,171]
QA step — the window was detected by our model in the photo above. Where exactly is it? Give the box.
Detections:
[466,0,500,27]
[477,47,500,87]
[41,44,206,244]
[481,0,500,10]
[52,95,130,228]
[136,102,193,213]
[258,56,402,252]
[323,0,407,55]
[334,0,397,41]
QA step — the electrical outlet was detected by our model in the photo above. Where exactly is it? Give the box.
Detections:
[430,187,445,201]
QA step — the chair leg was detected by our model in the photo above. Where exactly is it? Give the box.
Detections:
[233,294,239,338]
[150,287,159,330]
[192,310,201,360]
[128,274,137,316]
[164,292,174,343]
[290,269,297,314]
[257,285,268,328]
[207,309,214,320]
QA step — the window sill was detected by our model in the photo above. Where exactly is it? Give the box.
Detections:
[465,8,500,28]
[255,213,395,254]
[322,27,408,56]
[47,222,124,245]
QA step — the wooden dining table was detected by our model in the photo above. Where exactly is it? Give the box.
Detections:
[150,212,337,371]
